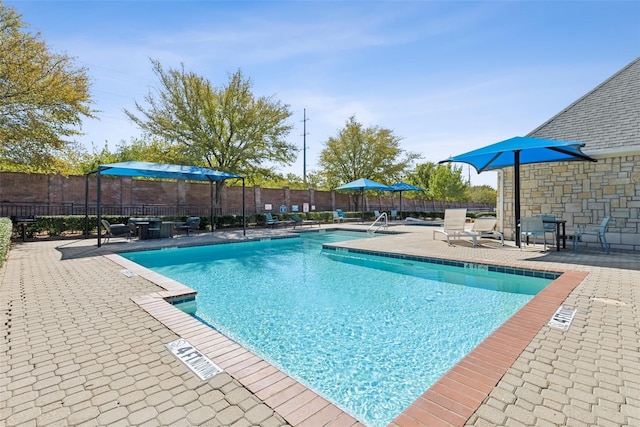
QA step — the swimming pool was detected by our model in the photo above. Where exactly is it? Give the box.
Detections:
[122,231,553,427]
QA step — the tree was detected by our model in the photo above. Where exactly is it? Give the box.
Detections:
[467,185,497,205]
[318,115,420,208]
[408,162,437,199]
[407,161,468,202]
[428,163,467,202]
[125,60,297,210]
[0,3,95,173]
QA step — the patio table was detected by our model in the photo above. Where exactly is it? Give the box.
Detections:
[543,218,567,251]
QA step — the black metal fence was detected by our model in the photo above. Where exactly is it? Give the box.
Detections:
[0,201,494,218]
[0,203,246,218]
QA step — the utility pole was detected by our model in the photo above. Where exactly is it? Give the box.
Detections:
[302,108,309,183]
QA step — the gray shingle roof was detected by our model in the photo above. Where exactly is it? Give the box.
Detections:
[528,57,640,153]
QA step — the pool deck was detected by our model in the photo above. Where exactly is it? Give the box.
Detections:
[1,223,638,427]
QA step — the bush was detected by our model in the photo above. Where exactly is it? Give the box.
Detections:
[0,218,12,267]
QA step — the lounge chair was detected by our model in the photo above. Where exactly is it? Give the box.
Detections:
[574,216,611,253]
[405,217,444,226]
[100,219,131,243]
[336,209,359,222]
[520,216,547,251]
[332,211,343,223]
[291,214,320,228]
[177,217,200,236]
[265,213,292,228]
[432,208,474,246]
[468,217,504,246]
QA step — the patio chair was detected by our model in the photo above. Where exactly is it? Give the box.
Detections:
[332,211,343,223]
[291,214,320,228]
[147,218,162,239]
[537,214,557,241]
[265,213,292,228]
[574,216,611,254]
[468,216,504,246]
[177,217,200,236]
[336,209,359,222]
[433,208,473,246]
[520,216,547,251]
[100,219,131,243]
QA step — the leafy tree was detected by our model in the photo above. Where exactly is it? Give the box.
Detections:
[408,162,437,199]
[467,185,497,204]
[318,115,420,209]
[0,3,95,173]
[124,60,296,210]
[428,163,467,201]
[407,161,468,202]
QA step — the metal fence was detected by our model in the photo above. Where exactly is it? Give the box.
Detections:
[0,201,494,218]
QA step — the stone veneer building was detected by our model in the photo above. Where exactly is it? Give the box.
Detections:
[496,57,640,251]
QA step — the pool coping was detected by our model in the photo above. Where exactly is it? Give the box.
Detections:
[106,245,587,427]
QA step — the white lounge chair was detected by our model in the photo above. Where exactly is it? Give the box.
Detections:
[574,216,611,254]
[433,208,473,246]
[468,217,504,246]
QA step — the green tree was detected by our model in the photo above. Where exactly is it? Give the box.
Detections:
[467,185,497,205]
[124,60,296,209]
[318,115,420,209]
[407,162,468,202]
[408,162,437,199]
[428,163,467,202]
[0,3,95,173]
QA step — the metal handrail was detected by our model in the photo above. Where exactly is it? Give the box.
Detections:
[368,212,388,234]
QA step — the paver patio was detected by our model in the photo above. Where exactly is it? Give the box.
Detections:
[1,224,638,426]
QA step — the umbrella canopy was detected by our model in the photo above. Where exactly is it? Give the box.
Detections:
[334,178,391,221]
[87,161,245,246]
[389,182,423,218]
[439,136,596,246]
[93,161,241,181]
[335,178,392,191]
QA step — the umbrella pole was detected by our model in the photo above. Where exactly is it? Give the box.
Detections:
[514,150,521,247]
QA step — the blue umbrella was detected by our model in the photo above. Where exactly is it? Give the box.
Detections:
[335,178,391,221]
[439,136,596,246]
[390,182,423,218]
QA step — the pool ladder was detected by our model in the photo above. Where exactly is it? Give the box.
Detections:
[368,212,388,234]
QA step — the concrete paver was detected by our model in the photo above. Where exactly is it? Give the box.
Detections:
[1,224,638,426]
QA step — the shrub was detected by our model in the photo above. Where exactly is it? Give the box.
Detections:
[0,218,12,267]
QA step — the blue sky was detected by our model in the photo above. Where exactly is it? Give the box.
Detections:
[7,1,640,187]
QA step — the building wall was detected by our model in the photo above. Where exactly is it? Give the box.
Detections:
[498,152,640,251]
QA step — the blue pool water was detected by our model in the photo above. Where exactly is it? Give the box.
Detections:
[122,231,552,427]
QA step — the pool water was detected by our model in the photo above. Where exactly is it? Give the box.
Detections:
[122,231,552,427]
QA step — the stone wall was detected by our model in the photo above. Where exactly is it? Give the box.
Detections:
[498,152,640,251]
